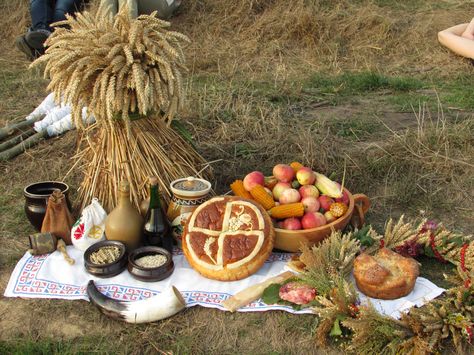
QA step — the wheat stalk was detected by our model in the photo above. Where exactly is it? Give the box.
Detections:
[32,5,189,127]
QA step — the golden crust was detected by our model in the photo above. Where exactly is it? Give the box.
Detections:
[182,196,275,281]
[353,248,419,300]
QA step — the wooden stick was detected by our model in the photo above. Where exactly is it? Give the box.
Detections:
[0,115,43,141]
[221,271,295,312]
[0,131,48,161]
[0,128,36,152]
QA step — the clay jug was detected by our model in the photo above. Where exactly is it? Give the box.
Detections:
[167,177,212,246]
[105,181,143,250]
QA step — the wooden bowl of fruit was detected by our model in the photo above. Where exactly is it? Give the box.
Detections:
[231,163,370,253]
[273,188,370,252]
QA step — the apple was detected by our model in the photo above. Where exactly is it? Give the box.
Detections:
[243,171,265,191]
[296,167,316,185]
[318,195,335,211]
[335,189,350,206]
[301,212,327,229]
[324,211,336,223]
[273,164,295,183]
[299,185,320,199]
[264,176,278,190]
[279,188,301,204]
[282,217,302,230]
[272,182,291,200]
[302,196,320,213]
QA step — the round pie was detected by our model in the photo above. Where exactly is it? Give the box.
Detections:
[182,196,275,281]
[353,248,419,300]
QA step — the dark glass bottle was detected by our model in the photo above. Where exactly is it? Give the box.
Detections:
[143,177,173,253]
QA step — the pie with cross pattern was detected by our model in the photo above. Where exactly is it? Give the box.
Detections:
[182,196,275,281]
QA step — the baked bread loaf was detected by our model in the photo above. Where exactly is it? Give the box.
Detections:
[353,248,419,300]
[182,196,275,281]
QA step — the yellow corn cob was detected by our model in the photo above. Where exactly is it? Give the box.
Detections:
[230,180,252,199]
[250,185,275,210]
[329,202,348,218]
[290,161,304,173]
[269,203,305,219]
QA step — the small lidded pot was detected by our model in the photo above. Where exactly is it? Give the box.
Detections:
[167,177,212,246]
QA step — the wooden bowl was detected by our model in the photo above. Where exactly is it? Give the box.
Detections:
[274,189,370,252]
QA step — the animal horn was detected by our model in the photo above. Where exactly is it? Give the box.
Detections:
[86,280,186,323]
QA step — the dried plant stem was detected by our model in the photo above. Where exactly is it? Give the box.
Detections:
[76,117,211,212]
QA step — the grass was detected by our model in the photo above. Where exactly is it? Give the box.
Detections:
[1,0,473,354]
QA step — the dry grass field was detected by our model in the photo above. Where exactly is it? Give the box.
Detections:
[0,0,473,353]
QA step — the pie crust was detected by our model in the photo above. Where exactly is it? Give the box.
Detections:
[353,248,419,300]
[182,196,274,281]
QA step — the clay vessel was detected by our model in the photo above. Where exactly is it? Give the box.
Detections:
[274,189,370,252]
[24,181,70,231]
[167,177,212,246]
[105,181,143,250]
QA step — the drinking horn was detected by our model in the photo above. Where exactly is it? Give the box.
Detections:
[86,280,186,323]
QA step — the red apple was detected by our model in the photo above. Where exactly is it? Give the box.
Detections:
[282,217,302,230]
[301,212,327,229]
[296,167,316,185]
[335,189,350,206]
[299,185,320,199]
[318,195,335,212]
[272,182,291,200]
[279,188,301,204]
[324,211,336,223]
[302,196,320,213]
[243,171,265,191]
[273,164,295,183]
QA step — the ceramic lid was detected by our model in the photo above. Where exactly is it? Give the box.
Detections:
[170,177,212,198]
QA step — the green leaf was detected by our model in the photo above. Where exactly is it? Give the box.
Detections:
[262,283,282,305]
[330,315,346,336]
[353,225,374,247]
[424,244,435,258]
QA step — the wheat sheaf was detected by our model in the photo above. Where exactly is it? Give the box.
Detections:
[32,5,189,128]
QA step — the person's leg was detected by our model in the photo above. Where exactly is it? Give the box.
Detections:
[30,0,54,31]
[137,0,181,19]
[118,0,138,18]
[52,0,83,23]
[101,0,119,16]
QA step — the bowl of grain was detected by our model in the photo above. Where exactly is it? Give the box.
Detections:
[84,241,127,278]
[128,246,174,282]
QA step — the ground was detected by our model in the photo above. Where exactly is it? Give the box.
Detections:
[0,0,473,354]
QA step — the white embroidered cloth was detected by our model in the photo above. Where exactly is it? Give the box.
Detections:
[3,247,313,314]
[4,247,444,318]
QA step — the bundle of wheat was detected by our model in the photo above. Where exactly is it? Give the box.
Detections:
[33,6,211,211]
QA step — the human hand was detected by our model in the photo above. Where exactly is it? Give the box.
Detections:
[461,17,474,40]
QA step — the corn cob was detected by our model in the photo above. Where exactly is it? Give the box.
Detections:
[269,203,305,219]
[230,180,252,199]
[314,172,342,198]
[250,185,275,210]
[290,161,304,173]
[330,202,348,218]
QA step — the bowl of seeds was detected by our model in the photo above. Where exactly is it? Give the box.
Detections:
[84,240,127,278]
[128,246,174,282]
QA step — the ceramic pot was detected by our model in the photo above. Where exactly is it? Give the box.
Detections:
[274,189,370,252]
[24,181,70,231]
[167,177,212,246]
